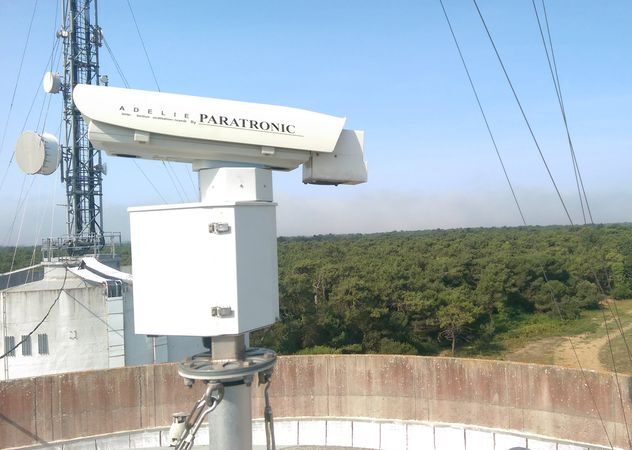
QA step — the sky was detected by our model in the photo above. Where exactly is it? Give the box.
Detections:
[0,0,630,246]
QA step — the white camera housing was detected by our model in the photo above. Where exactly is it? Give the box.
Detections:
[72,85,368,337]
[74,85,367,184]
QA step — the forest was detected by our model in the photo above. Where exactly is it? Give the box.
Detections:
[2,224,632,356]
[0,246,40,274]
[250,224,632,356]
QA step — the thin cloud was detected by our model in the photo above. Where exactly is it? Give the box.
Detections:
[275,189,632,236]
[1,189,631,246]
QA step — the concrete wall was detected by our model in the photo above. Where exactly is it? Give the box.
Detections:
[1,355,630,449]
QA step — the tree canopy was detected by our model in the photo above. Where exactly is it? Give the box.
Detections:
[252,224,632,355]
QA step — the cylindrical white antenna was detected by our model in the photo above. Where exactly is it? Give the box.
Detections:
[15,131,61,175]
[42,72,62,94]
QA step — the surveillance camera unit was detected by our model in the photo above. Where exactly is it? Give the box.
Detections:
[73,84,367,185]
[71,84,368,337]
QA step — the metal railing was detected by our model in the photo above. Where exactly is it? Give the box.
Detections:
[41,232,122,261]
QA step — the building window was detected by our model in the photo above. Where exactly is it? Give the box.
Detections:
[21,335,32,356]
[106,280,122,298]
[4,336,15,357]
[38,333,49,355]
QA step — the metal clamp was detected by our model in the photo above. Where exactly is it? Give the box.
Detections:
[172,382,224,450]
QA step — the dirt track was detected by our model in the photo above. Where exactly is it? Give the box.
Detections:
[505,302,632,372]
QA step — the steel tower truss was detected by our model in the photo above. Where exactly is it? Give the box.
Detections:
[59,0,104,253]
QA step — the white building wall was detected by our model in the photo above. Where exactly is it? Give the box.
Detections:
[1,284,110,381]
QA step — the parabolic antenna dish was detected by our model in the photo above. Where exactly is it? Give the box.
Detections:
[42,72,62,94]
[15,131,61,175]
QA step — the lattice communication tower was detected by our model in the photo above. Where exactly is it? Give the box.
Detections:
[58,0,105,254]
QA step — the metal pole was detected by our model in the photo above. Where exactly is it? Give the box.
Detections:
[209,381,252,450]
[207,334,252,450]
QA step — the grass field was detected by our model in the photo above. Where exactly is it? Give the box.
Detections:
[468,299,632,373]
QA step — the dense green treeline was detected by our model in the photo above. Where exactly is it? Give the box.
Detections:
[3,225,632,356]
[251,225,632,356]
[0,246,41,273]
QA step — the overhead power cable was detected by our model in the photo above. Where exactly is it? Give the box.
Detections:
[532,0,593,225]
[541,1,593,224]
[36,42,62,134]
[437,0,526,226]
[21,39,61,133]
[0,0,39,159]
[102,36,130,88]
[546,276,615,450]
[23,177,55,284]
[162,161,186,203]
[186,169,198,200]
[0,163,13,196]
[49,126,61,236]
[62,289,124,337]
[601,306,632,449]
[0,10,62,197]
[471,0,573,225]
[102,33,176,204]
[122,0,198,202]
[3,175,30,246]
[440,2,614,446]
[174,164,193,202]
[533,2,632,407]
[606,299,632,368]
[133,160,168,204]
[105,10,192,204]
[6,177,37,277]
[124,0,161,91]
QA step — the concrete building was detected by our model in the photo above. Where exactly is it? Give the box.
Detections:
[0,257,204,381]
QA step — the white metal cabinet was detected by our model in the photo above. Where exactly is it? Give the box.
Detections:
[129,201,278,336]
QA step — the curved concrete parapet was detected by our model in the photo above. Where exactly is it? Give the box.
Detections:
[1,355,630,449]
[253,355,630,449]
